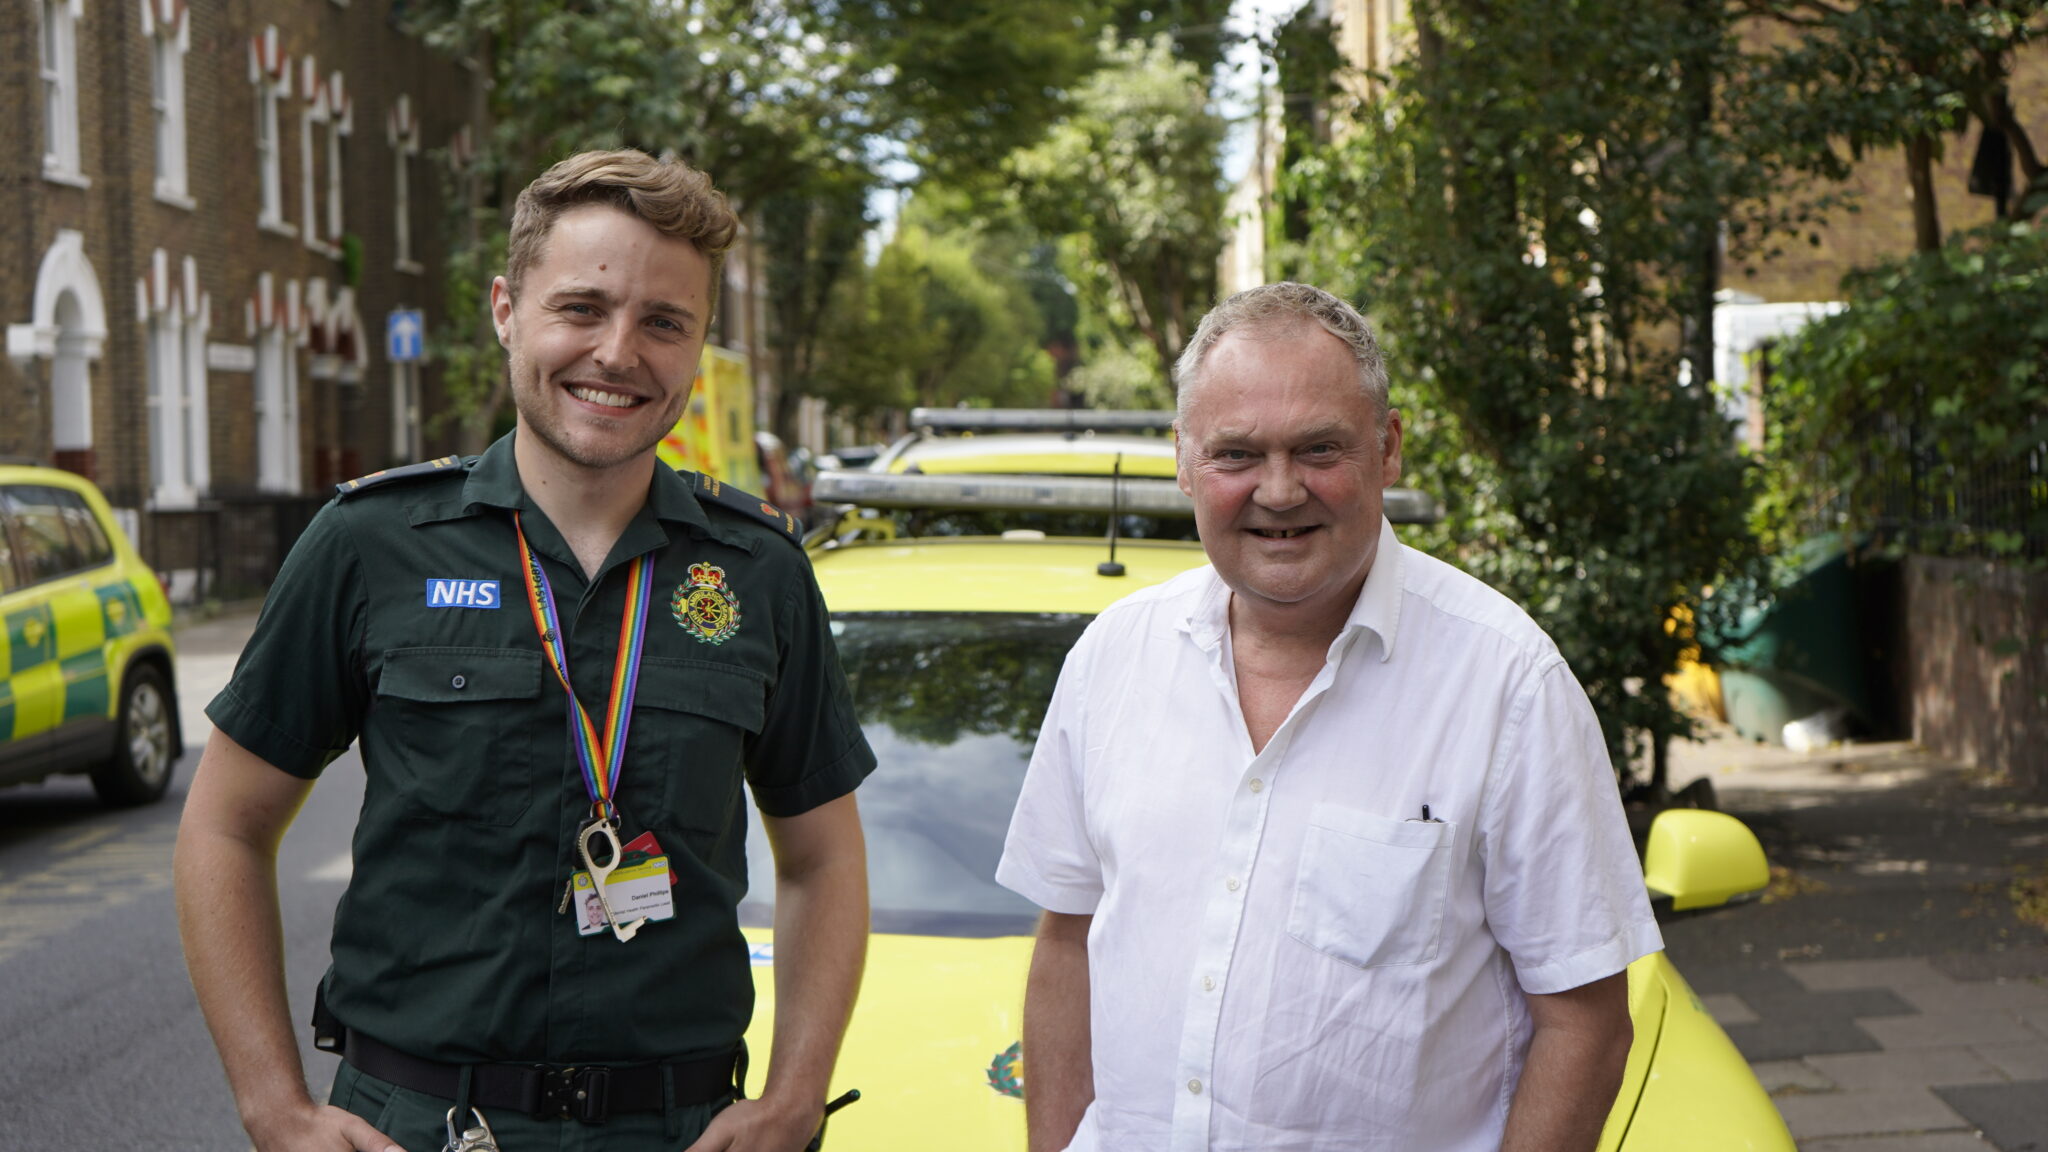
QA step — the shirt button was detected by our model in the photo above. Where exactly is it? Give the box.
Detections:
[1187,1079,1203,1094]
[1249,778,1264,793]
[1202,975,1215,991]
[1225,877,1240,892]
[450,674,467,690]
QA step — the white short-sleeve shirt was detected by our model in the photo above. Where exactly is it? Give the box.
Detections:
[996,518,1662,1152]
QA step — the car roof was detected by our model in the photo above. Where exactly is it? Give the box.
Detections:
[882,433,1178,479]
[810,537,1209,615]
[0,463,98,491]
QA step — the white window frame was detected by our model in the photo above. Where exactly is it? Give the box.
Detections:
[255,327,301,493]
[140,252,210,507]
[257,90,283,228]
[41,0,85,185]
[326,74,350,245]
[144,0,191,206]
[301,118,324,248]
[182,298,210,495]
[251,31,293,234]
[389,96,423,274]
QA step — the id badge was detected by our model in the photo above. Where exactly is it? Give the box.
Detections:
[572,856,676,937]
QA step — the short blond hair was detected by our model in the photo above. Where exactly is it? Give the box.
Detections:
[505,149,740,310]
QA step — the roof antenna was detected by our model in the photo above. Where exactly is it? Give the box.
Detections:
[1098,453,1127,577]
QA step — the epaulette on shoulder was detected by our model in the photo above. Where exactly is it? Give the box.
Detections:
[683,470,802,546]
[335,455,471,498]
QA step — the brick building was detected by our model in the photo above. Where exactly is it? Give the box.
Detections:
[4,0,479,599]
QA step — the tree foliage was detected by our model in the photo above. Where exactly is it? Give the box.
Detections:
[1761,221,2048,561]
[809,215,1055,419]
[1288,0,1767,790]
[828,0,1109,192]
[404,0,1119,447]
[1010,32,1229,393]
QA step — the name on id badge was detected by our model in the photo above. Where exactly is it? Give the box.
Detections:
[571,856,675,937]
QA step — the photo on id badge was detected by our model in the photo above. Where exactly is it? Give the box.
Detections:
[573,832,677,937]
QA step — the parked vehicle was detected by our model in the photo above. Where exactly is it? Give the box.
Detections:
[0,465,181,805]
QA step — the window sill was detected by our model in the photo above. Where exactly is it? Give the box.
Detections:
[304,236,343,260]
[155,188,196,211]
[259,217,298,238]
[395,259,425,276]
[147,491,201,512]
[43,167,91,190]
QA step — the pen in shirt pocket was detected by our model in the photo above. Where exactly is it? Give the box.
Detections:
[1408,804,1445,823]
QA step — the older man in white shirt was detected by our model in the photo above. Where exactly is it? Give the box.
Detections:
[995,282,1662,1152]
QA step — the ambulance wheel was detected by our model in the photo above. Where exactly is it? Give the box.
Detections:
[91,664,176,807]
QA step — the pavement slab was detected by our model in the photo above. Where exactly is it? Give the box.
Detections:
[1724,1015,1886,1062]
[1801,1137,1996,1152]
[1690,968,1917,1061]
[1751,1058,1837,1094]
[1775,1086,1971,1140]
[1894,980,2048,1017]
[1699,991,1760,1026]
[1973,1041,2048,1080]
[1933,1081,2048,1152]
[1805,1047,2009,1091]
[1860,1011,2048,1050]
[1793,958,1959,992]
[1934,948,2048,983]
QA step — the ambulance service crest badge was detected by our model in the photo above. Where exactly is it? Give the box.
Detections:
[672,562,741,645]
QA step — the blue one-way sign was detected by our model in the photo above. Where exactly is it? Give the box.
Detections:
[387,309,424,363]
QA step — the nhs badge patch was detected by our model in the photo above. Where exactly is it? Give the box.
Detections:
[425,578,502,609]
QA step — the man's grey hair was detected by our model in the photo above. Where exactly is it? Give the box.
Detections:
[1173,282,1391,429]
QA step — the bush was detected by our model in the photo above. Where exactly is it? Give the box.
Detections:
[1765,222,2048,562]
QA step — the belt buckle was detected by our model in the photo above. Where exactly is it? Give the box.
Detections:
[534,1065,611,1125]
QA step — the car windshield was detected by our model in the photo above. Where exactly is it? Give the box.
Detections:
[739,611,1087,938]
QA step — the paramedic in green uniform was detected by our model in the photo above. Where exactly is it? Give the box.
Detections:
[175,149,875,1152]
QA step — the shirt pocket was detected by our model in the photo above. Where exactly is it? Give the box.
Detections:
[1286,803,1456,969]
[375,646,542,827]
[630,657,767,839]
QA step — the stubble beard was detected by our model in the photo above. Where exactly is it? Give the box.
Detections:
[508,353,679,473]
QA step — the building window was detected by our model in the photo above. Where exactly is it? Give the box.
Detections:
[326,74,350,245]
[147,1,190,203]
[257,91,283,226]
[141,252,209,507]
[301,71,327,251]
[250,29,292,232]
[40,0,83,182]
[255,327,301,493]
[389,96,422,274]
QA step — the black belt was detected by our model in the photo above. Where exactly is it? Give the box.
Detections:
[342,1029,740,1125]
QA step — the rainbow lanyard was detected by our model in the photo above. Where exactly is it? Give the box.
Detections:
[513,511,655,823]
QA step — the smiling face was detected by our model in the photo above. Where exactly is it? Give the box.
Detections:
[490,203,712,477]
[1176,323,1403,622]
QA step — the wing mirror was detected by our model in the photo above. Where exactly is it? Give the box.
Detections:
[1642,809,1770,911]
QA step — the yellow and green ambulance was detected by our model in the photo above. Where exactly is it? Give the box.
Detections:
[0,464,181,805]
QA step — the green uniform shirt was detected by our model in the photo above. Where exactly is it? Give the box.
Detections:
[208,432,875,1064]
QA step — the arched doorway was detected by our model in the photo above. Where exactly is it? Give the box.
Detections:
[7,230,107,477]
[51,290,94,476]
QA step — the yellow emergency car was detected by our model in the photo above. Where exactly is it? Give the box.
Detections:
[0,464,181,805]
[737,471,1794,1152]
